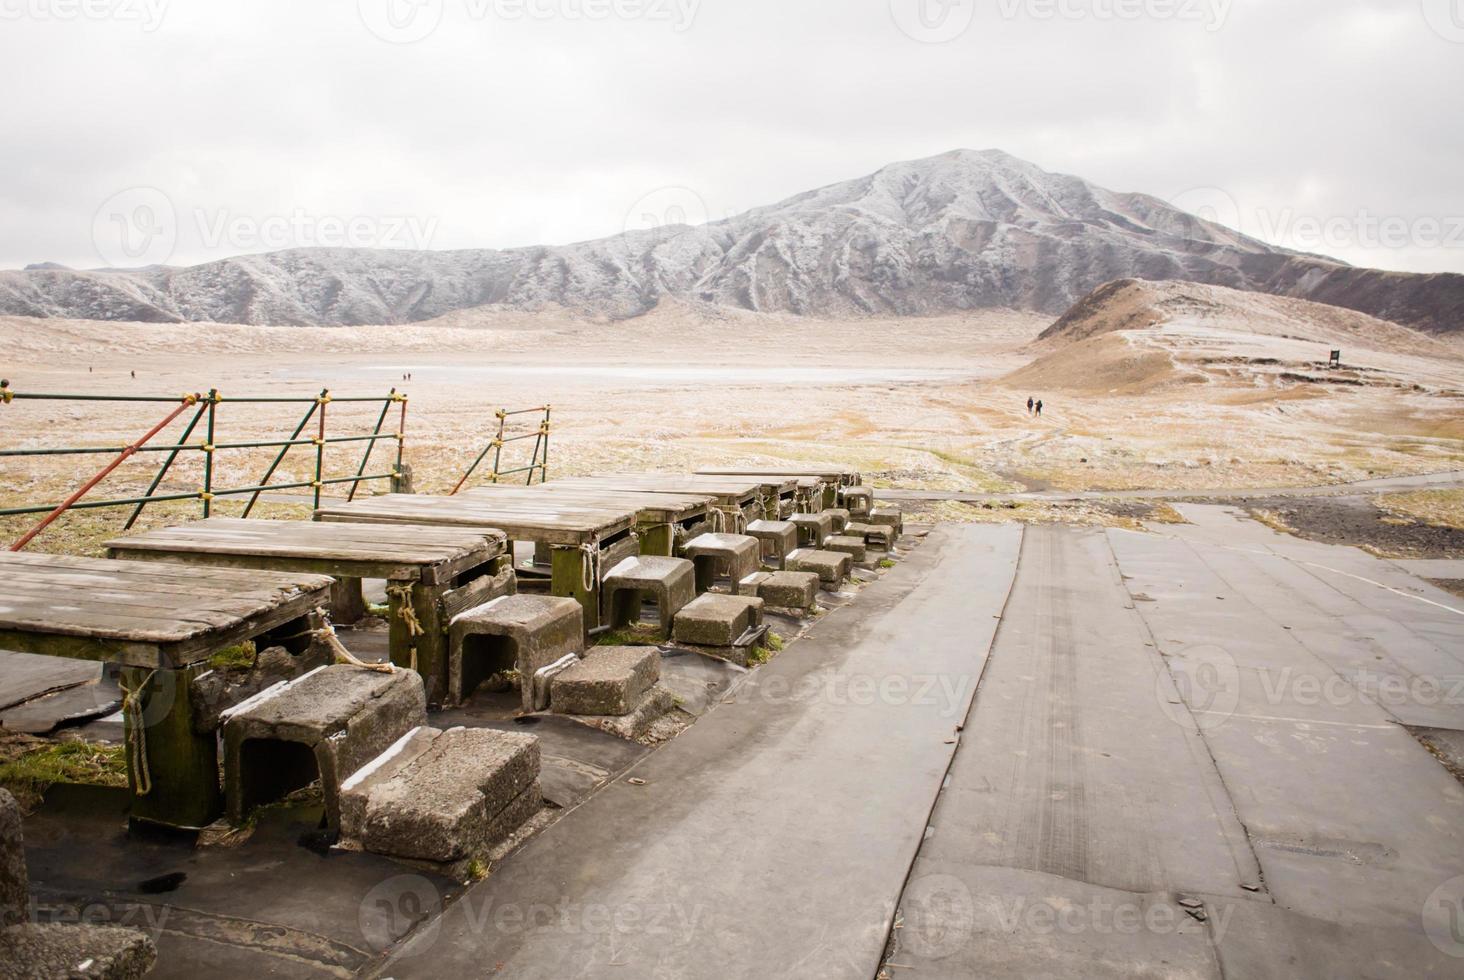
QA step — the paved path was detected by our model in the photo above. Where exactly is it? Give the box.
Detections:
[877,469,1464,505]
[888,509,1464,976]
[380,524,1023,979]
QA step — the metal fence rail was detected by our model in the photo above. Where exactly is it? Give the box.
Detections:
[451,405,551,494]
[0,379,407,551]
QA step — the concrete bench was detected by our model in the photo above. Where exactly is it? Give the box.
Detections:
[340,726,541,874]
[789,513,835,548]
[738,570,821,612]
[844,521,896,551]
[223,665,427,831]
[682,533,762,594]
[1,789,157,979]
[602,556,697,639]
[745,520,799,569]
[672,594,767,667]
[869,505,904,538]
[448,595,584,712]
[824,535,869,564]
[823,508,852,534]
[840,487,874,518]
[787,549,853,590]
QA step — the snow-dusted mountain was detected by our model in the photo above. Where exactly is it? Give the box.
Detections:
[3,150,1460,334]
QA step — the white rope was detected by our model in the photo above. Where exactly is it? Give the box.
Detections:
[580,542,600,593]
[314,607,397,673]
[119,670,157,797]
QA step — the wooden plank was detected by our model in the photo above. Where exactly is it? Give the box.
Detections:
[106,518,500,583]
[317,494,635,546]
[466,485,713,522]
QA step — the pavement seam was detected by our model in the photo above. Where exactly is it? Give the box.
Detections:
[872,524,1025,978]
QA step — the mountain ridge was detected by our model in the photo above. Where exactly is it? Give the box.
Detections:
[3,149,1461,334]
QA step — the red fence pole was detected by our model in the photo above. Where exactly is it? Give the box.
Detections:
[9,395,200,552]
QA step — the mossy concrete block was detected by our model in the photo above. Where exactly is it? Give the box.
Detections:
[840,487,874,517]
[789,513,834,548]
[869,506,904,537]
[787,549,853,587]
[0,923,157,980]
[824,535,868,563]
[844,522,896,551]
[551,646,660,717]
[223,665,427,830]
[0,790,26,928]
[603,556,696,638]
[744,520,799,568]
[753,571,821,611]
[683,533,762,593]
[449,595,584,712]
[345,726,541,865]
[673,594,765,648]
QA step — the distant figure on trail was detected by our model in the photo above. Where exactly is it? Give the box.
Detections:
[130,370,135,379]
[1027,396,1034,414]
[1035,399,1044,416]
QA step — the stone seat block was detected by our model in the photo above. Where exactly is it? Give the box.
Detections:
[840,487,874,517]
[740,570,821,611]
[786,549,853,588]
[341,726,541,867]
[448,595,584,712]
[673,593,765,649]
[789,513,834,548]
[824,534,868,563]
[823,508,852,534]
[0,924,157,980]
[223,665,427,830]
[745,520,799,568]
[602,556,697,638]
[551,646,660,717]
[845,522,896,551]
[869,505,904,537]
[682,533,762,593]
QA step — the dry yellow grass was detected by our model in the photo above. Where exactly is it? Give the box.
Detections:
[1375,490,1464,530]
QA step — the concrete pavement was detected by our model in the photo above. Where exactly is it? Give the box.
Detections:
[377,524,1022,979]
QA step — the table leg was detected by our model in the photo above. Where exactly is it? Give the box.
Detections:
[388,583,448,706]
[639,523,674,557]
[329,577,367,625]
[551,545,600,635]
[121,664,221,831]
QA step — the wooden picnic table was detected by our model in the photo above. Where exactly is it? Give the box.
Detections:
[559,475,775,529]
[315,494,640,630]
[0,551,335,829]
[105,518,510,704]
[464,484,714,557]
[696,467,862,509]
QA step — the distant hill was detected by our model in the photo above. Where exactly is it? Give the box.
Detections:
[2,150,1460,334]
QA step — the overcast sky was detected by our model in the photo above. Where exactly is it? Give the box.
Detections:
[2,0,1461,274]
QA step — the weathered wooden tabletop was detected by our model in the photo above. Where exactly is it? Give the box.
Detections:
[696,466,860,483]
[466,484,714,523]
[106,517,503,586]
[564,474,767,508]
[0,552,334,669]
[315,493,636,547]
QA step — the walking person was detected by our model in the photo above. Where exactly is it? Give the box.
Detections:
[1035,399,1044,417]
[1027,396,1034,415]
